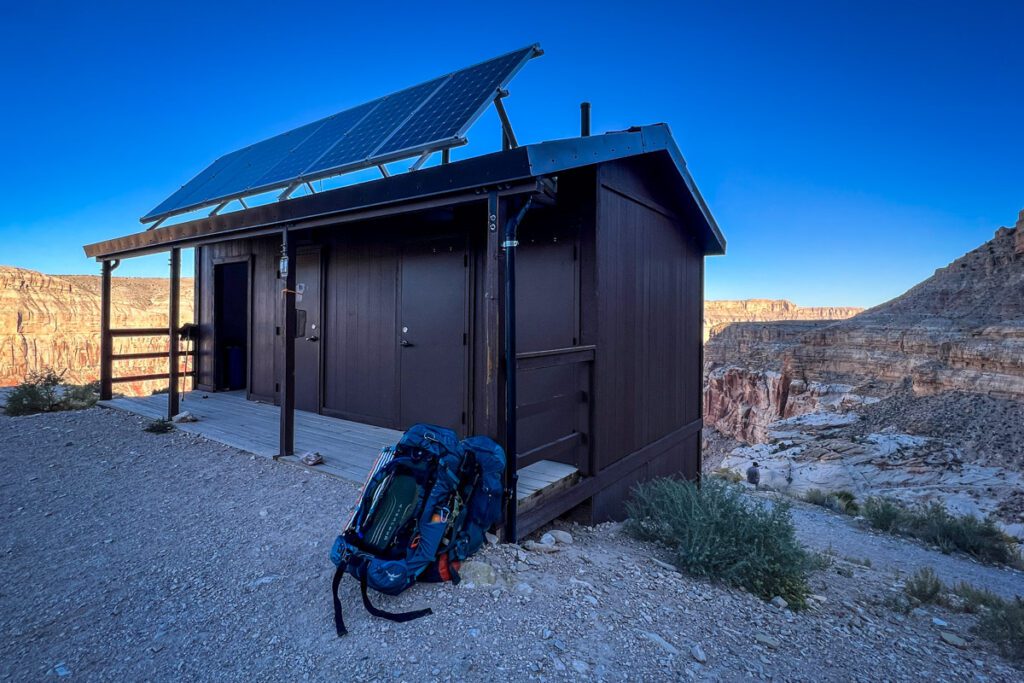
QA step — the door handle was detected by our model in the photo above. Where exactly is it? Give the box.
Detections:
[400,339,414,347]
[306,335,319,342]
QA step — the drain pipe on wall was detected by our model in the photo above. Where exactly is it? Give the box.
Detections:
[503,195,535,543]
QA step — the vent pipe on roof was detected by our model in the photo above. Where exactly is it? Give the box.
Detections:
[580,102,591,137]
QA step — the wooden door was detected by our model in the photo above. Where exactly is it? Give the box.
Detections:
[294,247,322,412]
[399,238,468,434]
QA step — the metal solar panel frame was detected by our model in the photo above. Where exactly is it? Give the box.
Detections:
[141,44,541,225]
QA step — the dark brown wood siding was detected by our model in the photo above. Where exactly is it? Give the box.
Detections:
[591,158,703,517]
[321,233,400,427]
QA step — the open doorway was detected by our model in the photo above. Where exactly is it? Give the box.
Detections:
[213,260,250,391]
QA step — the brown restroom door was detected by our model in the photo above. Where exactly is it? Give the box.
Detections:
[399,239,468,434]
[294,247,322,413]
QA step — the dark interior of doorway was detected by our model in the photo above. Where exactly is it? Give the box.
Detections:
[214,261,248,391]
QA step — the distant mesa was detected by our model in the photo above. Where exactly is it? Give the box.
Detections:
[703,299,862,342]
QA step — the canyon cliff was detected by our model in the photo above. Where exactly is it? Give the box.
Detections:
[704,211,1024,537]
[0,266,194,396]
[703,299,862,342]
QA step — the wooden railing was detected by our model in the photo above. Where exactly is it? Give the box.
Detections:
[107,328,195,385]
[515,345,594,474]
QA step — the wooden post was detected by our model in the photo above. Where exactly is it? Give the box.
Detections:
[482,192,505,442]
[167,248,181,420]
[99,260,114,400]
[279,231,297,457]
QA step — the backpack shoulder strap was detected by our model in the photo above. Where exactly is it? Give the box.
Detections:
[331,562,348,637]
[359,574,433,623]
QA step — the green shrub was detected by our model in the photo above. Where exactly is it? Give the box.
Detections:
[626,477,814,608]
[863,497,906,531]
[3,370,98,416]
[863,497,1019,566]
[143,419,174,434]
[954,582,1007,614]
[831,490,859,515]
[904,567,944,604]
[976,597,1024,661]
[804,489,829,506]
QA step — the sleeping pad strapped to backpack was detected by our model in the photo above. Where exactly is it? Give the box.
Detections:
[330,424,506,636]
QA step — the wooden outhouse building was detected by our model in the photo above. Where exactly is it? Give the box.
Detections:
[84,46,725,538]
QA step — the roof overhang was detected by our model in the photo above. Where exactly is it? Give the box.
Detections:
[83,124,725,260]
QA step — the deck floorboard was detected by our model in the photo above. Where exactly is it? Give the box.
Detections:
[99,390,579,506]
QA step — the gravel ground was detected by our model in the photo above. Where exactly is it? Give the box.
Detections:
[1,407,1022,682]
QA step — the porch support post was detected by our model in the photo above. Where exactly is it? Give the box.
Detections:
[99,259,114,401]
[167,248,181,420]
[484,192,517,539]
[482,192,505,442]
[278,229,297,457]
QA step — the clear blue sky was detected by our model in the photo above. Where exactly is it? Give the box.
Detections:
[1,1,1020,307]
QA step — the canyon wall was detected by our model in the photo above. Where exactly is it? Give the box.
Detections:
[703,299,862,342]
[0,266,194,396]
[704,210,1024,445]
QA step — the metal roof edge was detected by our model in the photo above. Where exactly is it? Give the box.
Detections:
[523,125,726,255]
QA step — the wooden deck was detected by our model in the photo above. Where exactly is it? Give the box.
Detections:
[99,391,577,505]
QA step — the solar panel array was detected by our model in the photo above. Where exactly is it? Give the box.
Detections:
[143,45,539,223]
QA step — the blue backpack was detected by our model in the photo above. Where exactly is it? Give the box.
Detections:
[330,424,506,636]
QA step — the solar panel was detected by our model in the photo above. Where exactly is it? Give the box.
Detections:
[142,45,540,224]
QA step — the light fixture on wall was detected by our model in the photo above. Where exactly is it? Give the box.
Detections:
[278,243,289,279]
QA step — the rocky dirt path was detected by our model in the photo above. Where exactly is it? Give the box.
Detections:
[1,408,1021,682]
[778,494,1024,600]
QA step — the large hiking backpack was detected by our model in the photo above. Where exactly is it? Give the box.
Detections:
[329,424,506,636]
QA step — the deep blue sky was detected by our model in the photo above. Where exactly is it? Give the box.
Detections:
[1,1,1021,307]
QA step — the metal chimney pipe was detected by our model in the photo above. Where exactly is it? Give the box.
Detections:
[580,102,591,137]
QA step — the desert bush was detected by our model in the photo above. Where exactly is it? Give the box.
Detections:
[3,370,98,416]
[804,488,859,515]
[863,497,1018,566]
[804,488,829,506]
[143,419,174,434]
[863,497,906,531]
[903,567,944,604]
[954,582,1007,614]
[710,468,742,484]
[626,477,814,608]
[976,597,1024,661]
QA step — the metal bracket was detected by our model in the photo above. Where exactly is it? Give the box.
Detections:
[409,150,433,172]
[494,89,518,149]
[208,200,229,217]
[147,216,168,231]
[278,183,299,201]
[377,164,391,178]
[238,197,249,209]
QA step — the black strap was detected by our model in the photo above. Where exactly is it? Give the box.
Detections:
[331,563,348,637]
[360,574,433,623]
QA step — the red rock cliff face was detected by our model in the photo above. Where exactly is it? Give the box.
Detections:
[0,266,194,395]
[704,213,1024,443]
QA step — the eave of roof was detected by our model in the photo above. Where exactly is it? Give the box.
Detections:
[83,124,725,260]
